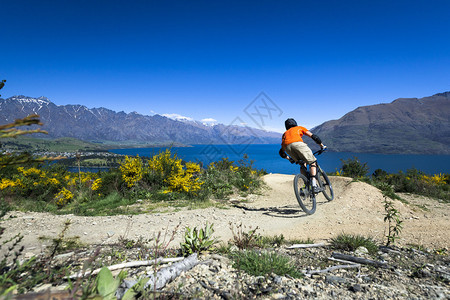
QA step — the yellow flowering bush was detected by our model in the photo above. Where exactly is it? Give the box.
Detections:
[420,173,447,186]
[147,150,203,195]
[165,161,203,194]
[119,155,143,188]
[54,187,73,207]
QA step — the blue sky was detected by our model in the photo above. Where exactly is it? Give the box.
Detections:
[1,0,449,132]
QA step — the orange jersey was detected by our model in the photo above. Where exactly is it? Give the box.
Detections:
[281,126,309,148]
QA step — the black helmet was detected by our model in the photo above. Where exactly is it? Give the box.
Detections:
[285,118,297,130]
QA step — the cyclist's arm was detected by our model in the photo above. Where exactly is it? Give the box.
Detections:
[305,131,324,148]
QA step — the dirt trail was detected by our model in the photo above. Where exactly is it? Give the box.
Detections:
[3,175,449,257]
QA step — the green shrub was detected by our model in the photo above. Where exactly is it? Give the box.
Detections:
[199,156,264,200]
[330,233,378,255]
[371,168,449,202]
[230,250,303,278]
[340,157,369,178]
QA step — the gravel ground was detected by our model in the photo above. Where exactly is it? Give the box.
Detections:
[3,175,449,299]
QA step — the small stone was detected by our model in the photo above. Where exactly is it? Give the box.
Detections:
[349,284,362,292]
[326,275,346,285]
[271,293,285,299]
[300,285,314,293]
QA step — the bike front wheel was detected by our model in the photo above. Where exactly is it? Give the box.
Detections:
[318,167,334,201]
[293,174,316,215]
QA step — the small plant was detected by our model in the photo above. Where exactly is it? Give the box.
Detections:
[181,222,217,255]
[383,197,403,246]
[94,267,127,300]
[257,234,286,248]
[229,222,260,250]
[230,250,303,278]
[330,233,378,255]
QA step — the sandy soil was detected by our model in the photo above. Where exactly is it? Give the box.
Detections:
[3,175,449,257]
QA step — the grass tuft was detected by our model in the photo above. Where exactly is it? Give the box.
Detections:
[330,233,378,255]
[230,250,303,278]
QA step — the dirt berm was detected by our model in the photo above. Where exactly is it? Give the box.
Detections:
[3,175,449,256]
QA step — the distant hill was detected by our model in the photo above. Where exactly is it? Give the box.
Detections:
[312,92,450,154]
[0,95,280,146]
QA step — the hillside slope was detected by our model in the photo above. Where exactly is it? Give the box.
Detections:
[312,92,450,154]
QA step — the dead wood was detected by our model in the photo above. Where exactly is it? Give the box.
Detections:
[68,257,184,279]
[117,253,200,299]
[286,243,327,249]
[331,252,388,268]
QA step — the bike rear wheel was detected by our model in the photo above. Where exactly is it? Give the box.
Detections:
[318,167,334,201]
[293,174,316,215]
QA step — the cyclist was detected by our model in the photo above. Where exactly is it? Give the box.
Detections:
[279,118,325,193]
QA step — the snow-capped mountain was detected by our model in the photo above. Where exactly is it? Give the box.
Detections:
[0,95,280,145]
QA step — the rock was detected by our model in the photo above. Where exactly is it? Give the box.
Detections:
[355,246,369,256]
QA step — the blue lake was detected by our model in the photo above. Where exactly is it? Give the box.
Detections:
[110,144,450,175]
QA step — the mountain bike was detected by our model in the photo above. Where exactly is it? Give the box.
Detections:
[289,148,334,215]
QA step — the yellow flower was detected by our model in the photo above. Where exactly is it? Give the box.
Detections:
[229,165,239,172]
[119,155,143,188]
[91,178,102,191]
[47,178,60,185]
[17,167,42,176]
[0,178,22,190]
[186,162,201,174]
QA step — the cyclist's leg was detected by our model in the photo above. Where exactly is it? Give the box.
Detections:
[310,161,317,181]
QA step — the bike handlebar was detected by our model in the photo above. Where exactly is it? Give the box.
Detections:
[313,146,327,156]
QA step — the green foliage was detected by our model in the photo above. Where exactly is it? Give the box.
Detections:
[383,197,403,246]
[374,168,449,201]
[95,267,127,300]
[256,234,286,248]
[1,149,266,216]
[288,237,315,245]
[1,136,107,153]
[230,250,303,278]
[199,155,265,200]
[181,222,217,255]
[330,233,378,255]
[340,156,369,178]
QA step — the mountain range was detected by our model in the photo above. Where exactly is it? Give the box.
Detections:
[1,92,449,154]
[312,91,450,154]
[0,95,280,146]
